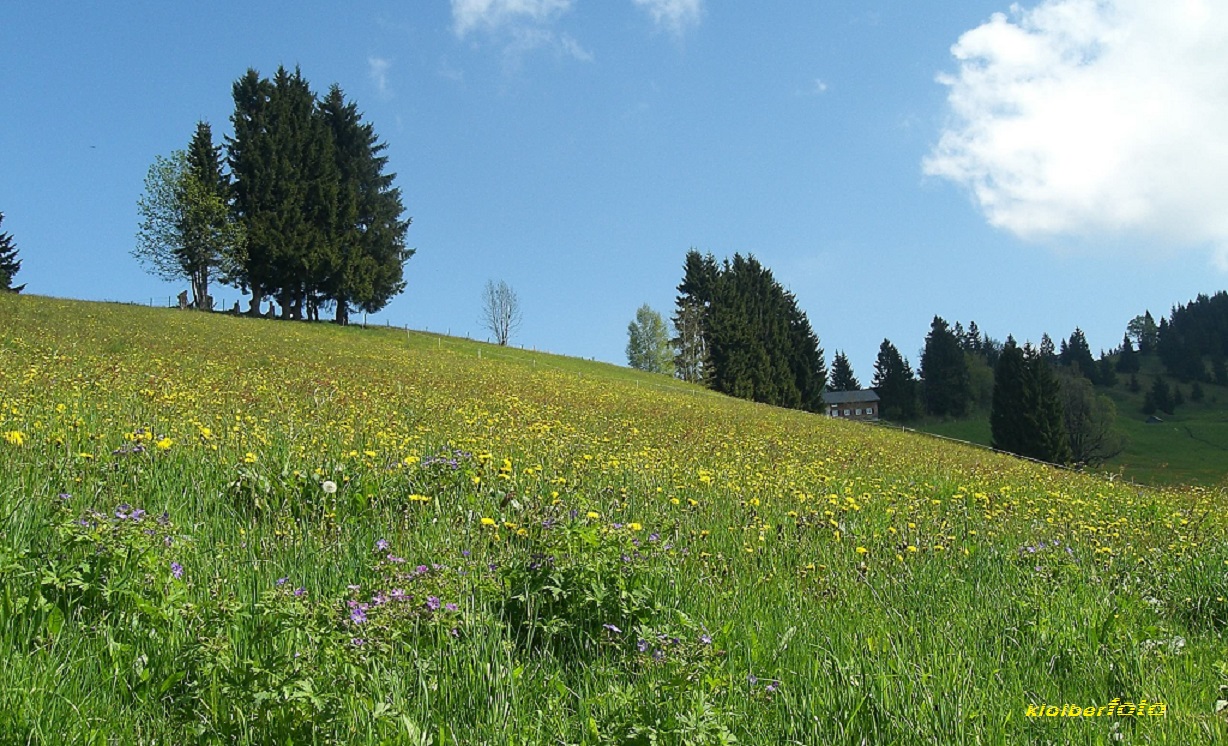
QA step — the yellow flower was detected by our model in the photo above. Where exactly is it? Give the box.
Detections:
[243,452,258,464]
[628,522,642,531]
[3,431,26,446]
[480,517,496,526]
[155,437,174,450]
[856,546,868,555]
[585,511,600,520]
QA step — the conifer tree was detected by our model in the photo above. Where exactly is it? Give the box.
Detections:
[1060,328,1098,384]
[921,316,971,417]
[829,351,859,391]
[992,339,1070,464]
[873,339,918,421]
[1026,349,1071,463]
[1115,333,1139,373]
[317,84,411,323]
[991,338,1028,456]
[675,250,824,411]
[0,213,23,293]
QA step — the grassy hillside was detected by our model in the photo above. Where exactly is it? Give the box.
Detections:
[914,358,1228,488]
[1,293,1226,744]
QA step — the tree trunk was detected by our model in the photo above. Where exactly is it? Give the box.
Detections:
[248,285,264,316]
[335,302,349,326]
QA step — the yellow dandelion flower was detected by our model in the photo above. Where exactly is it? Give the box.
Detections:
[856,546,868,555]
[628,522,642,531]
[585,511,599,519]
[480,517,496,526]
[3,431,25,446]
[155,437,174,450]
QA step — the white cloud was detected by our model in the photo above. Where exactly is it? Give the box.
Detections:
[632,0,703,34]
[368,57,392,98]
[924,0,1228,266]
[451,0,573,37]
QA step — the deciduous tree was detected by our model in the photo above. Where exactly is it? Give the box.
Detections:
[133,128,244,309]
[481,280,522,346]
[626,304,674,375]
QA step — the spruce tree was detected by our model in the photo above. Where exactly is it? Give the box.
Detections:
[1115,334,1139,373]
[990,338,1028,456]
[0,213,23,293]
[180,121,243,309]
[1024,348,1071,464]
[676,251,824,411]
[317,84,411,323]
[227,69,276,314]
[872,339,918,421]
[829,351,859,391]
[920,316,971,417]
[1060,328,1098,384]
[1149,376,1174,415]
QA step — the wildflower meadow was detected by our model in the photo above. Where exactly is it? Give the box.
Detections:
[1,293,1226,744]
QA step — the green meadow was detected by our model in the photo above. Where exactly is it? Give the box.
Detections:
[1,293,1226,745]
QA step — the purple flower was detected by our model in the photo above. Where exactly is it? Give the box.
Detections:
[387,555,406,563]
[349,605,368,625]
[58,493,71,501]
[445,602,459,612]
[748,674,758,685]
[115,504,132,520]
[157,511,170,525]
[276,576,288,586]
[372,593,388,606]
[376,538,389,552]
[390,588,407,601]
[648,533,660,543]
[700,634,712,645]
[765,680,780,693]
[130,508,146,522]
[416,565,429,575]
[170,561,184,579]
[351,637,366,647]
[652,649,665,662]
[637,639,650,653]
[603,623,622,634]
[294,587,306,597]
[425,596,441,612]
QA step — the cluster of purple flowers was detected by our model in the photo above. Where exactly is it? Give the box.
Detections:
[1019,539,1075,557]
[420,449,472,471]
[747,674,781,694]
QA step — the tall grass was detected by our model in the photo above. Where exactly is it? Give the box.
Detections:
[0,293,1225,744]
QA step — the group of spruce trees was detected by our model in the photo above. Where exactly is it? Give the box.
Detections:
[139,66,411,324]
[672,250,827,412]
[230,67,412,323]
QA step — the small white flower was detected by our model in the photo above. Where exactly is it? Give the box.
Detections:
[322,480,338,494]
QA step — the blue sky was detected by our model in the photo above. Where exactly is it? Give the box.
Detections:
[4,1,1226,379]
